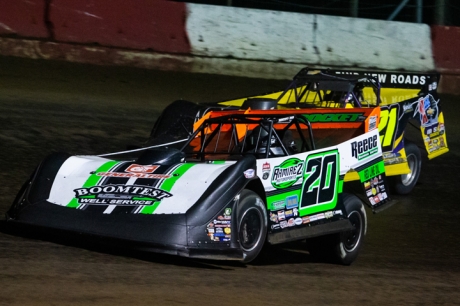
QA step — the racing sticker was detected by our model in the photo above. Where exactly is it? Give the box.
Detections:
[73,184,172,206]
[414,94,439,128]
[262,162,271,180]
[271,158,304,189]
[207,208,232,242]
[413,94,449,159]
[358,161,389,207]
[302,112,365,123]
[96,163,172,179]
[350,134,379,160]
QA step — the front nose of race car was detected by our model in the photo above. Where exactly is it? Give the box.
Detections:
[6,153,257,261]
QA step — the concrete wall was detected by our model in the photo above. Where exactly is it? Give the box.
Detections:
[186,4,435,72]
[0,1,458,93]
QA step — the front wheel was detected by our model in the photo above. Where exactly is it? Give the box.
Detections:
[390,141,421,195]
[237,189,267,263]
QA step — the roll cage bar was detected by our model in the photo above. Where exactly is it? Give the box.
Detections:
[180,113,315,161]
[276,68,382,108]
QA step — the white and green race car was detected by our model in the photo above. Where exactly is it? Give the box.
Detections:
[7,96,392,265]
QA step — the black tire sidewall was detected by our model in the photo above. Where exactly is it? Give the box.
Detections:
[391,140,422,195]
[237,189,267,263]
[336,193,367,265]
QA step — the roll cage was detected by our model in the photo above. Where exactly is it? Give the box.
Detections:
[180,113,315,161]
[276,68,382,108]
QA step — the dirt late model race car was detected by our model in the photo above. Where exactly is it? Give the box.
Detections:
[217,68,449,195]
[7,100,392,265]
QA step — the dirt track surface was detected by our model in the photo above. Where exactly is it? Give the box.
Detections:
[1,57,460,305]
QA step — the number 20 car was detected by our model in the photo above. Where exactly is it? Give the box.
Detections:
[6,94,392,265]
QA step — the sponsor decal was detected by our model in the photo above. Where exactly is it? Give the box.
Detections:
[270,212,279,223]
[126,164,158,173]
[383,152,405,165]
[368,115,378,131]
[271,224,280,230]
[414,94,439,128]
[280,220,288,229]
[334,71,427,86]
[97,164,172,179]
[325,211,333,219]
[214,220,231,225]
[362,173,389,206]
[303,113,364,123]
[302,216,310,224]
[294,218,303,226]
[428,82,437,91]
[244,169,255,179]
[361,163,384,182]
[389,74,426,85]
[287,218,295,227]
[278,210,286,221]
[351,135,378,160]
[285,195,299,209]
[73,184,172,205]
[293,207,298,217]
[403,103,413,113]
[271,200,285,211]
[262,162,271,180]
[285,209,293,218]
[271,158,304,189]
[208,210,232,242]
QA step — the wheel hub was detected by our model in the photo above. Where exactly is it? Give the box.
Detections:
[239,208,262,251]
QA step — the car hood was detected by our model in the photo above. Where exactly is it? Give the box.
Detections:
[47,155,235,214]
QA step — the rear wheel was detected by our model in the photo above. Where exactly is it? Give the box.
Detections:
[307,194,367,265]
[237,189,267,263]
[391,141,421,195]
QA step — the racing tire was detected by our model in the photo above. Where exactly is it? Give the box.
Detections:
[306,194,367,265]
[237,189,267,263]
[391,141,421,195]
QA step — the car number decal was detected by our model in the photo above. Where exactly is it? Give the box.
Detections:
[299,149,339,216]
[378,104,399,151]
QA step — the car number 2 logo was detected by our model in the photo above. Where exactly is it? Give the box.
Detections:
[300,150,339,211]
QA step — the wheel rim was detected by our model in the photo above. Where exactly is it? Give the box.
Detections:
[342,211,363,252]
[239,207,263,251]
[401,153,418,186]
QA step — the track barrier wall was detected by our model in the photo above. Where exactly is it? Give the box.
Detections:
[0,1,458,93]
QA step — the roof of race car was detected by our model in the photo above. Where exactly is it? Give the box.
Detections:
[216,67,439,109]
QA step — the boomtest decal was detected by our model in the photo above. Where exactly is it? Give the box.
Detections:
[73,184,172,206]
